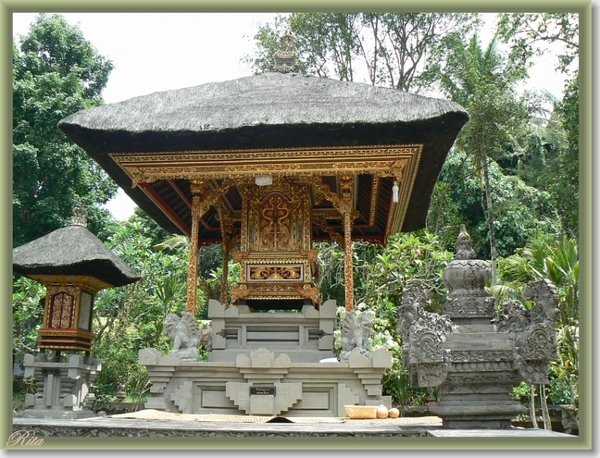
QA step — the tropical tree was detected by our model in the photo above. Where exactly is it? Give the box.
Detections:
[550,76,579,239]
[245,12,480,92]
[496,12,579,76]
[13,13,117,246]
[497,12,579,240]
[432,33,531,284]
[429,149,562,259]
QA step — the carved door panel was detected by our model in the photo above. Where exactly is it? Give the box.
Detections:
[232,179,319,305]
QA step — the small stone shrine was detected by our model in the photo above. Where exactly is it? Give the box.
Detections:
[399,225,559,428]
[12,206,140,419]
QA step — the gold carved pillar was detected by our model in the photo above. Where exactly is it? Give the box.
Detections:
[338,175,355,312]
[216,203,233,306]
[186,180,205,315]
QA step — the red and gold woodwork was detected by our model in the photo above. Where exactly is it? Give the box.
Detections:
[231,177,319,305]
[29,274,111,352]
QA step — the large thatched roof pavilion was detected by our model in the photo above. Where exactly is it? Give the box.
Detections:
[58,33,469,313]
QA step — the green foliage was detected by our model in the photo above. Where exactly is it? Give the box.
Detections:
[549,76,579,239]
[12,276,46,365]
[92,327,150,406]
[131,207,171,246]
[430,150,562,258]
[317,231,452,405]
[431,33,532,284]
[496,13,579,240]
[496,13,579,76]
[90,220,202,401]
[13,14,117,247]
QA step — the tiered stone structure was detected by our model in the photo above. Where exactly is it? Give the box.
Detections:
[22,353,101,419]
[208,299,336,363]
[139,299,393,417]
[399,225,559,429]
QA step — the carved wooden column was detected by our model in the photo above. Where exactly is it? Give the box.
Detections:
[216,203,232,306]
[186,180,205,315]
[338,175,355,312]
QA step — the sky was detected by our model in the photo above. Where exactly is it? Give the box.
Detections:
[13,12,282,220]
[12,12,573,221]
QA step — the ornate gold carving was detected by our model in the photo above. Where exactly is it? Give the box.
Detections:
[38,329,95,339]
[231,286,251,304]
[369,177,379,226]
[44,285,79,329]
[110,145,424,309]
[232,250,250,263]
[198,179,233,218]
[186,183,202,315]
[216,202,235,306]
[257,192,296,251]
[50,292,74,328]
[338,174,355,312]
[299,248,318,264]
[110,145,421,185]
[294,285,321,305]
[231,175,318,305]
[272,28,300,73]
[230,283,320,305]
[248,265,302,281]
[29,275,111,292]
[313,215,344,247]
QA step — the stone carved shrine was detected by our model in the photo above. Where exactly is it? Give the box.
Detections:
[399,225,559,428]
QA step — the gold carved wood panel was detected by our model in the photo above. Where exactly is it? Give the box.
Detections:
[242,179,311,253]
[248,264,303,282]
[255,192,299,252]
[46,286,79,329]
[232,178,319,305]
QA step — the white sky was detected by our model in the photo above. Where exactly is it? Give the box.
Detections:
[12,12,573,221]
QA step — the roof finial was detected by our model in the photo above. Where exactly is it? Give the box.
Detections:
[454,224,476,260]
[272,27,300,73]
[70,204,88,227]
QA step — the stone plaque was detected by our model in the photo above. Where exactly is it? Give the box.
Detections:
[250,384,276,395]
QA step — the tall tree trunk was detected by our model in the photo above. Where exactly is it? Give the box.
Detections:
[482,157,498,285]
[540,384,553,430]
[530,383,539,428]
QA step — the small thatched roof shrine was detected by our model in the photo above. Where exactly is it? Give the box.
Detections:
[13,207,140,288]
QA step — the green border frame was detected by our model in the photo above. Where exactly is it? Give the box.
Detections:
[2,0,593,451]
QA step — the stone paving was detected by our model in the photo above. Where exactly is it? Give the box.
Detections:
[12,409,573,439]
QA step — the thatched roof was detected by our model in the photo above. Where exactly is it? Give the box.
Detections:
[13,224,140,287]
[58,72,469,241]
[59,72,467,136]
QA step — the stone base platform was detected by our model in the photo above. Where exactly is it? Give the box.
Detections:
[11,409,574,447]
